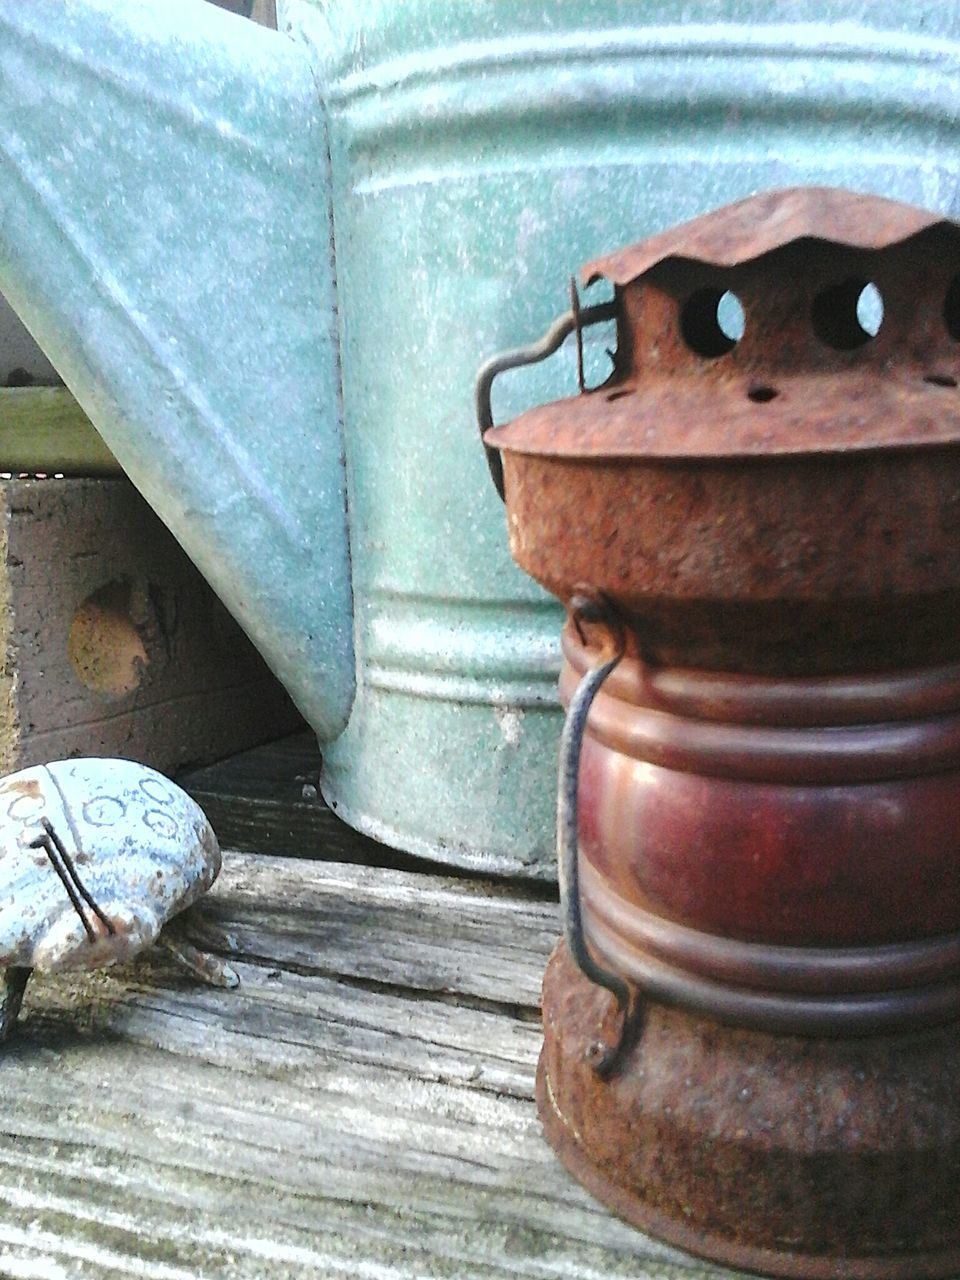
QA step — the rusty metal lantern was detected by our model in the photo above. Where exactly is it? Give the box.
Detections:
[478,188,960,1278]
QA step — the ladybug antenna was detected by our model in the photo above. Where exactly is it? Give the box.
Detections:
[29,818,116,939]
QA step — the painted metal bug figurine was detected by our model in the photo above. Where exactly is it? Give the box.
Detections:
[0,757,239,1040]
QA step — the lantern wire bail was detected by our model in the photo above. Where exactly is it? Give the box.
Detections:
[570,276,586,394]
[475,294,617,500]
[560,591,637,1078]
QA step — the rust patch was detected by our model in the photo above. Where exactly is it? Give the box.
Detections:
[484,189,960,1275]
[5,779,41,798]
[540,941,960,1279]
[485,189,960,675]
[580,185,952,286]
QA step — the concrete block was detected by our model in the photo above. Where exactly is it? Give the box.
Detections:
[0,477,304,774]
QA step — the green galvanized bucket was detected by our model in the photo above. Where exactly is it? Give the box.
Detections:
[1,0,959,875]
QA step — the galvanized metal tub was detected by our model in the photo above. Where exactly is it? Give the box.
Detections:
[6,1,960,873]
[301,1,960,872]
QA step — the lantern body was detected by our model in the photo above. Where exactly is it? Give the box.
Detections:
[483,188,960,1276]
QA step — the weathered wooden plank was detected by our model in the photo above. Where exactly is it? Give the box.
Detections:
[211,853,557,1008]
[0,386,120,476]
[0,853,744,1280]
[25,853,555,1049]
[180,733,534,877]
[179,733,395,864]
[25,950,540,1100]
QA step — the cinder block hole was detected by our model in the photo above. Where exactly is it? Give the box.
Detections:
[68,580,148,697]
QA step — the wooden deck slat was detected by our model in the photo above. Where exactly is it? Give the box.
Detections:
[180,733,492,878]
[0,852,743,1279]
[180,734,411,867]
[0,386,120,477]
[215,854,556,1007]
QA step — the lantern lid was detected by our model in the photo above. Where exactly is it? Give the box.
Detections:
[485,188,960,462]
[580,186,947,287]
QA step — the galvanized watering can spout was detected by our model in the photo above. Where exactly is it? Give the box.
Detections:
[0,0,355,741]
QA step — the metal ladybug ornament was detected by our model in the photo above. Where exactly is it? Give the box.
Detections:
[0,757,239,1041]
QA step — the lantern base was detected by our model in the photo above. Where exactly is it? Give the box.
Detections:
[538,941,960,1279]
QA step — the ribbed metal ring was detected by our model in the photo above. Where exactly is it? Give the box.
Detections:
[562,626,960,726]
[560,662,960,784]
[583,876,960,1036]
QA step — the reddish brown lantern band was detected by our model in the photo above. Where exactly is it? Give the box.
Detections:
[562,628,960,726]
[560,664,960,785]
[563,622,960,948]
[582,868,960,1037]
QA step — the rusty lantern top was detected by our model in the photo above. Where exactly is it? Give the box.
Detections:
[480,187,960,675]
[485,186,960,462]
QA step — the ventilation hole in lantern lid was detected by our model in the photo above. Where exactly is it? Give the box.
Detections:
[925,373,958,387]
[747,385,778,403]
[717,290,745,340]
[812,279,882,351]
[944,277,960,341]
[857,282,883,336]
[680,288,744,358]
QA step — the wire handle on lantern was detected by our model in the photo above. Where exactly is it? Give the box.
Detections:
[558,592,635,1078]
[475,291,617,501]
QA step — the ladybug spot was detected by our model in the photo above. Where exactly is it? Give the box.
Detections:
[8,792,45,822]
[82,796,127,827]
[143,809,179,840]
[139,777,174,805]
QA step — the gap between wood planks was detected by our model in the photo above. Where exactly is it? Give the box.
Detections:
[179,731,561,903]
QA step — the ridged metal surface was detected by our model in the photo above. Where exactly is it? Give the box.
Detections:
[291,0,960,870]
[6,1,960,871]
[0,0,355,744]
